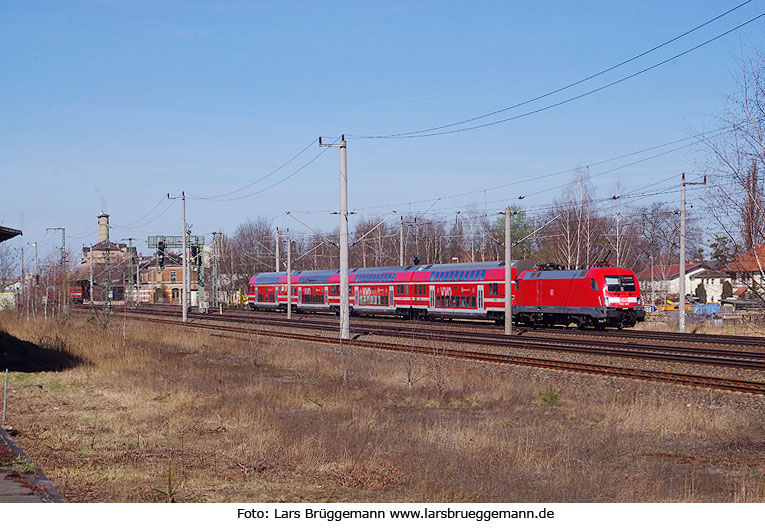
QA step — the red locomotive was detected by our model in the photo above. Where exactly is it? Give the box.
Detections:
[247,260,645,329]
[514,264,645,329]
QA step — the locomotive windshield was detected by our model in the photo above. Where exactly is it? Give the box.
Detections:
[605,275,636,292]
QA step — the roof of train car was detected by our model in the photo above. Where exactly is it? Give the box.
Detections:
[519,266,638,280]
[252,259,534,283]
[250,259,535,282]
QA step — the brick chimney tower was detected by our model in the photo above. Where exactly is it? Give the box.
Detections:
[98,211,109,244]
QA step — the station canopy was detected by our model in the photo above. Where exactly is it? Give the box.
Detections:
[0,225,22,243]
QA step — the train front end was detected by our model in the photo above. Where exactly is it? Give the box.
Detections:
[592,268,645,328]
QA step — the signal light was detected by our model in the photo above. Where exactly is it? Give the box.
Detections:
[191,245,202,269]
[157,240,166,268]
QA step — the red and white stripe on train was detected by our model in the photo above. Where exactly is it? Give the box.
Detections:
[247,260,646,329]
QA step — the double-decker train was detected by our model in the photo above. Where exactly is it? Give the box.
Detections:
[247,260,645,329]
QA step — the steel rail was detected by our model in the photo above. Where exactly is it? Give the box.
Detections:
[89,305,765,367]
[110,303,765,348]
[115,312,765,396]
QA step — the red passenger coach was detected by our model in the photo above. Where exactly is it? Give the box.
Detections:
[248,260,536,321]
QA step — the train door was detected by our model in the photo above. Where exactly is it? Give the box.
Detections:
[354,286,358,308]
[389,285,394,308]
[477,285,484,311]
[324,286,328,306]
[429,285,435,308]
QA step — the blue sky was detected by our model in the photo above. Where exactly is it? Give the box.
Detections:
[2,1,764,261]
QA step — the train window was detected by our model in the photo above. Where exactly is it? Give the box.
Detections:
[605,275,635,292]
[620,275,636,291]
[591,279,598,290]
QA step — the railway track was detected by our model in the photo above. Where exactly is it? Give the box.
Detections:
[89,305,765,367]
[75,306,765,395]
[108,303,765,349]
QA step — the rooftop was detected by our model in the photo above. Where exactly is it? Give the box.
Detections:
[0,225,22,244]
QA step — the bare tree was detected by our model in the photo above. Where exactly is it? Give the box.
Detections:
[702,49,765,299]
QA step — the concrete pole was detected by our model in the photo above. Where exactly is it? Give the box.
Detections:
[181,191,187,323]
[616,195,621,267]
[125,238,134,307]
[105,221,111,311]
[136,256,141,305]
[339,136,350,340]
[319,135,350,339]
[33,242,38,317]
[89,244,94,305]
[400,216,404,267]
[286,232,292,320]
[275,228,280,272]
[650,255,654,307]
[504,207,513,336]
[211,232,218,308]
[469,214,475,263]
[20,246,24,312]
[679,174,686,333]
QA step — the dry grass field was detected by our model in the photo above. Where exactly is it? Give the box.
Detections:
[1,310,764,502]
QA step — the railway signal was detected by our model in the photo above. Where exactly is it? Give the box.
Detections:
[157,240,166,269]
[149,231,207,318]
